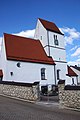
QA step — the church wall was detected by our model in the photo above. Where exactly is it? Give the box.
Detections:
[34,19,48,47]
[48,31,65,49]
[55,62,67,83]
[3,60,55,86]
[34,19,68,85]
[49,47,66,61]
[0,37,7,80]
[66,76,77,85]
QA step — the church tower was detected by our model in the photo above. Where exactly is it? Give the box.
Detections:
[34,18,67,84]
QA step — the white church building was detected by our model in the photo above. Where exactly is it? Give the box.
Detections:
[0,18,79,88]
[34,18,67,83]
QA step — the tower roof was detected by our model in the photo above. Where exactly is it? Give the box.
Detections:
[39,18,63,35]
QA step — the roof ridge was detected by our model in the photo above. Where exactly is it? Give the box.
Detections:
[38,18,54,24]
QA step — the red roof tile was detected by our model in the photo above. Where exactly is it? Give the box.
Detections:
[70,65,80,71]
[4,33,55,65]
[0,70,3,77]
[39,18,63,35]
[66,66,78,77]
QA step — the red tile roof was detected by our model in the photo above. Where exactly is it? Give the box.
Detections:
[4,33,55,65]
[0,70,3,77]
[66,66,78,77]
[39,18,63,35]
[70,65,80,71]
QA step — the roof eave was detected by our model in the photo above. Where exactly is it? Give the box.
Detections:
[66,74,78,77]
[47,29,64,35]
[7,57,55,65]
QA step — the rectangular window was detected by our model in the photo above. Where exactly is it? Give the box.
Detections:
[41,68,46,80]
[57,69,60,80]
[72,78,74,85]
[41,36,42,40]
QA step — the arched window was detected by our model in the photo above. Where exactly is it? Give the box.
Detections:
[10,72,13,76]
[72,78,74,85]
[17,62,21,68]
[56,35,57,40]
[54,35,56,40]
[41,68,46,80]
[54,35,59,45]
[57,69,60,80]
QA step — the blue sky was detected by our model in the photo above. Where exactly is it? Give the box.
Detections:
[0,0,80,65]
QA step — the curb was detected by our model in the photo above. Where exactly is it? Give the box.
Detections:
[0,94,36,104]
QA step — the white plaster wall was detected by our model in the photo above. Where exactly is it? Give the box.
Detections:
[4,60,55,85]
[48,31,67,82]
[50,47,66,61]
[55,62,67,84]
[48,31,66,61]
[34,19,48,47]
[66,76,72,85]
[44,47,49,57]
[66,76,77,85]
[0,37,7,80]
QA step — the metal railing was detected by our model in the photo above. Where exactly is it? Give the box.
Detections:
[39,84,59,102]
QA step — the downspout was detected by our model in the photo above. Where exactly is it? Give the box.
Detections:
[47,30,50,56]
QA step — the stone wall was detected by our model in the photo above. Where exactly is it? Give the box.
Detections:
[0,81,39,101]
[58,80,80,110]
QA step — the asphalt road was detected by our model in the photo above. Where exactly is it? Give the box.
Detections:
[0,95,80,120]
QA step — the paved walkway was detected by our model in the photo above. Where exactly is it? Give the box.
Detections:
[0,95,80,120]
[36,101,59,108]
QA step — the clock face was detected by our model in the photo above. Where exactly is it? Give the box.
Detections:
[54,39,59,45]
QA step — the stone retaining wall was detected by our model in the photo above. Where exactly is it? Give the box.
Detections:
[0,81,39,101]
[58,80,80,110]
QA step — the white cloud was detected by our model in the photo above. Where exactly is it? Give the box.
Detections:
[0,29,35,52]
[0,37,2,52]
[71,47,80,57]
[70,45,78,51]
[68,61,80,66]
[60,27,80,45]
[14,29,35,38]
[78,56,80,58]
[76,59,80,62]
[68,61,77,65]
